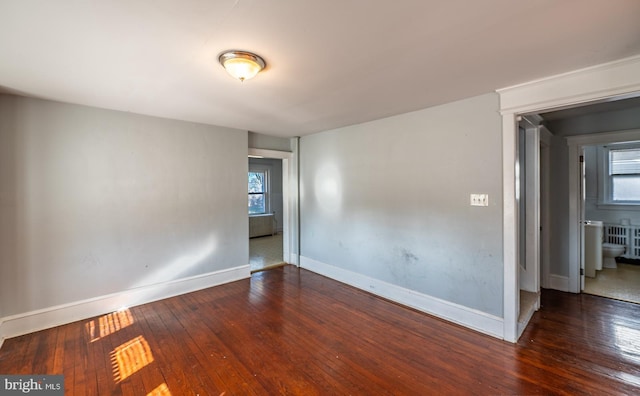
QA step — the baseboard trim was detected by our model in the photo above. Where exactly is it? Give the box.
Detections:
[0,265,250,346]
[548,274,570,292]
[300,256,504,339]
[517,292,540,339]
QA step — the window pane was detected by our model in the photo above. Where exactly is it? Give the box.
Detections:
[248,170,267,214]
[248,194,265,214]
[612,175,640,201]
[248,172,265,193]
[610,148,640,175]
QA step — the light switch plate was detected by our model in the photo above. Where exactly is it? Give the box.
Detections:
[470,194,489,206]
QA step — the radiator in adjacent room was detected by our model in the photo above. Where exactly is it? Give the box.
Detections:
[249,213,275,238]
[604,224,640,259]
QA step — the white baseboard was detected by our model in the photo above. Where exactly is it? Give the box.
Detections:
[548,274,570,292]
[0,265,250,347]
[517,292,540,339]
[300,256,504,339]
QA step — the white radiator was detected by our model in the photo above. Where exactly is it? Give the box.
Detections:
[249,213,275,238]
[604,224,640,259]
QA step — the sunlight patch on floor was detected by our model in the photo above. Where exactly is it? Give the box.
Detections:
[111,335,154,382]
[146,383,172,396]
[85,309,134,342]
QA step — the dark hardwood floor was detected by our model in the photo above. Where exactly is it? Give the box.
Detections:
[1,265,639,395]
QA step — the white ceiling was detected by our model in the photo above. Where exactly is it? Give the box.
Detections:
[1,0,640,137]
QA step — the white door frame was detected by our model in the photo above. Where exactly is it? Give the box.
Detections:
[248,147,300,266]
[519,118,541,294]
[517,119,551,339]
[497,54,640,342]
[539,127,552,290]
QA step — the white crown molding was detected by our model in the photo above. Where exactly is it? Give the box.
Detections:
[498,54,640,114]
[0,265,250,347]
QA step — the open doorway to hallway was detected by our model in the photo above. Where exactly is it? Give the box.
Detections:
[539,96,640,305]
[514,96,640,338]
[248,156,286,272]
[498,55,640,343]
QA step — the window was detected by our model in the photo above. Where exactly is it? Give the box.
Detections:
[248,170,268,214]
[599,143,640,206]
[609,146,640,202]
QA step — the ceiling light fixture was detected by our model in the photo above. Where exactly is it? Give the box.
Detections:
[218,50,266,82]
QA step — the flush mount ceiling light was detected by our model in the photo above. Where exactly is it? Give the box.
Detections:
[218,50,266,82]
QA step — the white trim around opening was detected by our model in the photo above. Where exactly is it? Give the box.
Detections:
[248,147,300,266]
[497,54,640,342]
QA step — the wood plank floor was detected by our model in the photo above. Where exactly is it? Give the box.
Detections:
[1,265,640,395]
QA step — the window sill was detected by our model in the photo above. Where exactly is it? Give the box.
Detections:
[596,203,640,211]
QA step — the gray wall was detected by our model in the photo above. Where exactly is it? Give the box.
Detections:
[0,94,248,317]
[248,131,293,152]
[548,134,571,277]
[547,106,640,137]
[249,157,284,231]
[300,93,504,317]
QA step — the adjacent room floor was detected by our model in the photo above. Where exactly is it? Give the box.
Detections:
[249,232,284,272]
[584,263,640,304]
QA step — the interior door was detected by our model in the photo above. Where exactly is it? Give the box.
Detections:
[519,123,540,292]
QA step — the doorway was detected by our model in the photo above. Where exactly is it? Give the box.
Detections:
[566,135,640,304]
[249,157,285,271]
[247,148,298,272]
[498,55,640,342]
